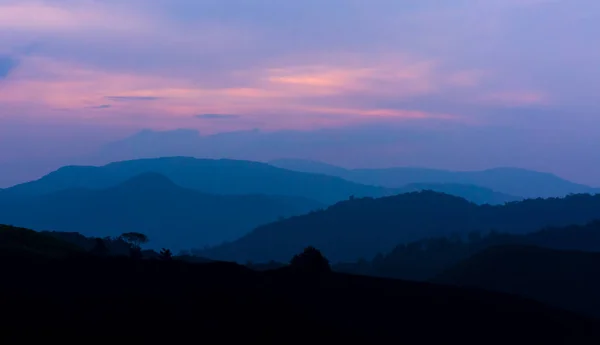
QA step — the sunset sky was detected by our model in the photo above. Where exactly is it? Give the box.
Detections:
[1,0,599,186]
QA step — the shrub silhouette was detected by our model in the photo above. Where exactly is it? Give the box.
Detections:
[290,246,331,273]
[159,248,173,261]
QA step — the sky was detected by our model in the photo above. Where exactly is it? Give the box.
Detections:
[1,0,599,186]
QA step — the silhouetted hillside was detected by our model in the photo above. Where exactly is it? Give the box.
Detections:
[0,224,83,258]
[270,158,597,198]
[40,230,143,256]
[435,245,600,318]
[334,220,600,281]
[1,251,599,344]
[0,173,323,251]
[201,192,600,263]
[2,224,215,263]
[397,182,522,204]
[1,157,391,204]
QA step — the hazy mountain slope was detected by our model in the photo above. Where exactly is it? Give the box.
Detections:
[434,245,600,318]
[269,158,596,198]
[270,159,522,205]
[269,158,351,177]
[201,192,600,263]
[0,173,323,251]
[0,165,121,199]
[458,168,596,199]
[1,157,391,204]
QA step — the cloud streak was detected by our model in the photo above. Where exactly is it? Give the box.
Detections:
[195,114,240,120]
[106,96,162,101]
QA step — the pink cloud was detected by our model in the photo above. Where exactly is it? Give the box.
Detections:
[1,0,591,136]
[0,1,152,34]
[0,54,467,129]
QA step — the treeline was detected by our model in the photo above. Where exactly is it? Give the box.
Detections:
[333,220,600,281]
[0,224,183,262]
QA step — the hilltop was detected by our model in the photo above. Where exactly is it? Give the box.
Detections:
[396,182,522,205]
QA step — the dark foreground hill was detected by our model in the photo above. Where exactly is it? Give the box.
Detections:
[335,220,600,282]
[0,157,391,204]
[201,191,600,263]
[0,224,83,258]
[270,158,598,198]
[1,254,599,344]
[0,173,323,250]
[435,245,600,319]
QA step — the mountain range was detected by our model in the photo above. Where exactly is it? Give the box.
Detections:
[270,158,599,198]
[0,156,527,207]
[0,173,322,251]
[0,157,390,205]
[2,156,600,254]
[0,156,538,251]
[8,154,589,206]
[200,192,600,263]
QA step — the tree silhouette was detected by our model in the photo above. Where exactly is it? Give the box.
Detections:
[159,248,173,261]
[120,232,148,249]
[290,246,331,273]
[120,232,148,259]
